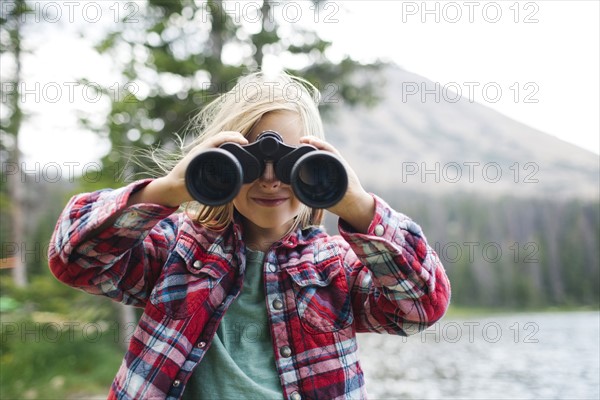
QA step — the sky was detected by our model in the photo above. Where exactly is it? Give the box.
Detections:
[2,0,599,176]
[318,1,600,154]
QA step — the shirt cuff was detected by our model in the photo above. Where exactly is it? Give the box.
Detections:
[338,194,396,243]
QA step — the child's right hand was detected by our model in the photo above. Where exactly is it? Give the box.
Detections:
[128,131,249,207]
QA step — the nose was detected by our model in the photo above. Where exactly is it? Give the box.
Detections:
[259,161,280,189]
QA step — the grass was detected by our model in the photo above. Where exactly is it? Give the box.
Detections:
[0,273,127,399]
[0,317,124,399]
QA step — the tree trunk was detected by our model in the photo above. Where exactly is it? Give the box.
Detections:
[8,157,27,287]
[209,0,227,69]
[115,302,137,351]
[7,7,28,287]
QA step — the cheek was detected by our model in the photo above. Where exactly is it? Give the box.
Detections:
[289,197,303,211]
[232,187,250,210]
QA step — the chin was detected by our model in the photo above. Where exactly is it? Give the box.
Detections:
[251,214,296,229]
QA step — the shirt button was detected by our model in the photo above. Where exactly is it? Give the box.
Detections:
[197,341,206,348]
[268,263,277,272]
[272,299,284,310]
[280,345,292,358]
[374,224,385,236]
[290,391,301,400]
[173,380,181,387]
[193,260,201,269]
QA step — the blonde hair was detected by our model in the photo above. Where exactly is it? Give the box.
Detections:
[172,71,326,231]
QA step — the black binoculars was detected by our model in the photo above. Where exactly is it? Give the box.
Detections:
[185,131,348,208]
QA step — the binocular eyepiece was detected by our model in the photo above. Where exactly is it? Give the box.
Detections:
[185,131,348,208]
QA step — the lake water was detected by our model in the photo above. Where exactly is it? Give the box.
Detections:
[357,311,599,399]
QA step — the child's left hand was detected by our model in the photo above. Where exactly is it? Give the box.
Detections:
[299,136,376,233]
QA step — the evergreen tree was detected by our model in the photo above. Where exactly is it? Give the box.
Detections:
[81,0,384,185]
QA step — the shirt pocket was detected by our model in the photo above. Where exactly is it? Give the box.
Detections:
[149,251,228,320]
[285,257,353,333]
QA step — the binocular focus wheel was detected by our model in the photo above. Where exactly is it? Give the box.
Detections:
[185,149,244,206]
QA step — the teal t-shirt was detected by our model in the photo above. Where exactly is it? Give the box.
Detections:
[182,249,283,400]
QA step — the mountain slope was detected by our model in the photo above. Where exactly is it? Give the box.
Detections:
[324,66,599,199]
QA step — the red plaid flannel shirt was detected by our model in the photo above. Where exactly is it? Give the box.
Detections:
[48,179,450,400]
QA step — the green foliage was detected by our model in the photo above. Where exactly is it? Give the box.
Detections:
[81,0,385,180]
[1,270,117,324]
[1,268,124,398]
[0,316,123,399]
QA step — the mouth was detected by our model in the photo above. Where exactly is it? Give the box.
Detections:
[252,197,288,207]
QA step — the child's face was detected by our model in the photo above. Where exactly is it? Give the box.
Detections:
[233,111,304,238]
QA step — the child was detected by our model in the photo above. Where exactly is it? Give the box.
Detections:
[49,72,451,400]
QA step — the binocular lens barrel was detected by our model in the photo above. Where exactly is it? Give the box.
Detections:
[291,152,348,209]
[184,149,243,206]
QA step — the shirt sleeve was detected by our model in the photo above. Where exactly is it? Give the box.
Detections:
[48,179,180,307]
[337,194,451,335]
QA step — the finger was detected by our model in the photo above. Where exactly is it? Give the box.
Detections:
[183,132,247,162]
[299,136,339,154]
[210,131,249,147]
[189,132,246,153]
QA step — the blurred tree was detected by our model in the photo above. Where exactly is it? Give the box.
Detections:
[396,193,599,310]
[81,0,384,184]
[0,0,30,287]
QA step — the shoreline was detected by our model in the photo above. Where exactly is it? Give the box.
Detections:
[444,304,599,318]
